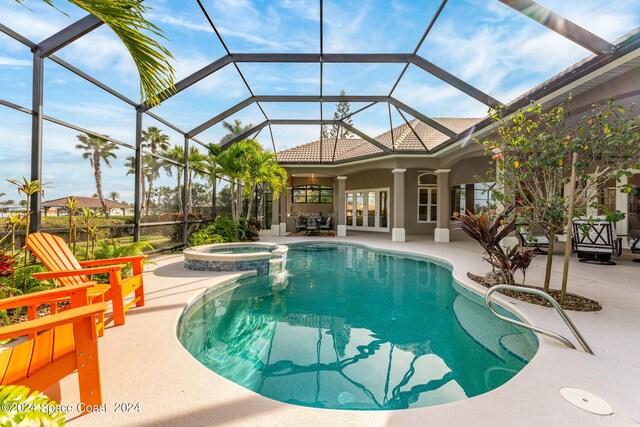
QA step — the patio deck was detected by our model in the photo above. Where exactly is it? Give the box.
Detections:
[56,233,640,426]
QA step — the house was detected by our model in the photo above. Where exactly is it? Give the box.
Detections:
[274,48,640,243]
[42,197,132,216]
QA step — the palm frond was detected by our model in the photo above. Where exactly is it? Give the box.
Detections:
[42,0,176,106]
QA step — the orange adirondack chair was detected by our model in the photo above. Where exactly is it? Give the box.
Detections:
[0,283,107,412]
[26,232,146,327]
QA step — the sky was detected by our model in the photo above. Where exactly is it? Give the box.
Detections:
[0,0,639,202]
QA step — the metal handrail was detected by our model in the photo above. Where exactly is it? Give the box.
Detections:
[485,285,594,355]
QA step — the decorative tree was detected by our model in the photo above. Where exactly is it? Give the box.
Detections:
[480,98,640,302]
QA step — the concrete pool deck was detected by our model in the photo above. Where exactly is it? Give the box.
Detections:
[56,232,640,426]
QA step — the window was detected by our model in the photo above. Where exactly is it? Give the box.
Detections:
[291,185,333,204]
[418,173,437,223]
[450,182,496,216]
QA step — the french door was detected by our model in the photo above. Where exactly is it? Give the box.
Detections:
[345,188,389,232]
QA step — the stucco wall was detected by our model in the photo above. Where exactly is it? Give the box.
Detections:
[448,156,491,186]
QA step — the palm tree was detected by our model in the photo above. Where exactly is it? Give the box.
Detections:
[124,156,145,213]
[35,0,175,106]
[141,126,170,220]
[220,120,254,144]
[186,147,206,215]
[209,140,262,221]
[159,145,185,212]
[109,191,120,201]
[76,133,119,216]
[243,149,287,221]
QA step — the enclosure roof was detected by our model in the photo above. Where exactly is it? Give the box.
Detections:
[277,117,481,163]
[1,1,640,167]
[42,197,129,209]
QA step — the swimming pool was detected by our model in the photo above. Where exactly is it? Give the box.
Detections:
[177,242,538,411]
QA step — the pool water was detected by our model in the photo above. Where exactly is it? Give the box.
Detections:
[177,243,538,411]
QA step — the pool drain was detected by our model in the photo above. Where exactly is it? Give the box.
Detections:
[559,387,613,415]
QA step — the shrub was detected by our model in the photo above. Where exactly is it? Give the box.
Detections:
[187,216,262,246]
[454,207,534,285]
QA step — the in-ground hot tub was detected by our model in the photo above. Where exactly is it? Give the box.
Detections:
[184,242,288,276]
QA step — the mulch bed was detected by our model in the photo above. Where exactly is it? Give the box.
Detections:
[467,272,602,312]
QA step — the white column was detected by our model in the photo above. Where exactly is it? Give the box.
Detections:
[271,193,280,236]
[434,169,451,242]
[336,176,347,237]
[279,187,289,236]
[392,169,406,242]
[616,174,629,247]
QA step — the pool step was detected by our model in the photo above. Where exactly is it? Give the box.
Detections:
[453,296,534,363]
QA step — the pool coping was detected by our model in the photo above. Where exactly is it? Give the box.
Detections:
[63,233,640,426]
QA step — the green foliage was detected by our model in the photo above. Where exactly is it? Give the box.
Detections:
[208,138,287,222]
[93,240,154,278]
[29,0,176,107]
[480,98,640,291]
[188,230,224,246]
[454,207,534,285]
[1,264,52,296]
[187,216,264,246]
[0,385,66,426]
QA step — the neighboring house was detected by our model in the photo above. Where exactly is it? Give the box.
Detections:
[42,197,131,216]
[274,46,640,243]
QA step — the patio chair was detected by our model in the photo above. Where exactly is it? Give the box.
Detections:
[571,218,622,265]
[629,236,640,263]
[27,232,146,327]
[319,216,333,236]
[0,284,107,412]
[293,216,307,234]
[306,217,320,236]
[516,225,552,255]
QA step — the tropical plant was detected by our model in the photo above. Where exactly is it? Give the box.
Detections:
[4,213,25,257]
[142,126,171,220]
[65,197,79,256]
[188,216,247,244]
[93,240,153,278]
[0,384,66,426]
[159,145,185,211]
[80,207,99,259]
[75,133,119,216]
[243,149,287,221]
[188,229,224,246]
[0,251,15,278]
[25,0,176,107]
[220,119,254,144]
[6,178,48,266]
[454,207,533,286]
[186,147,206,215]
[109,191,120,201]
[480,98,640,300]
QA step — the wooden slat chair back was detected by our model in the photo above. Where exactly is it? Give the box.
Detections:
[27,232,146,326]
[0,284,107,413]
[27,233,88,286]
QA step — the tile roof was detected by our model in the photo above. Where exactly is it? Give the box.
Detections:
[276,117,482,163]
[42,196,130,209]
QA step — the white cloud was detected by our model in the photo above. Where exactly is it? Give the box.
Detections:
[0,56,30,67]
